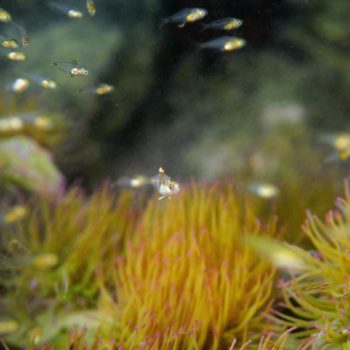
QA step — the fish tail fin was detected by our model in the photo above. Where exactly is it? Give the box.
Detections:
[159,17,168,28]
[324,152,339,164]
[178,22,186,28]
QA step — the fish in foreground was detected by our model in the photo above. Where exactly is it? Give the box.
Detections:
[151,167,180,200]
[162,8,207,28]
[0,7,11,23]
[53,60,88,77]
[5,50,26,61]
[12,22,29,47]
[81,83,114,95]
[3,205,28,224]
[0,36,19,49]
[199,36,246,52]
[7,78,30,93]
[322,133,350,162]
[86,0,96,16]
[248,182,279,199]
[48,2,83,19]
[202,17,243,31]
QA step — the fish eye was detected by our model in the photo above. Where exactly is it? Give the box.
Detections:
[84,70,88,75]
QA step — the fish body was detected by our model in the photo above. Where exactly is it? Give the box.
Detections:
[48,2,83,18]
[322,133,350,162]
[0,8,11,23]
[115,175,151,189]
[12,22,29,47]
[151,167,180,200]
[199,36,246,52]
[3,205,27,224]
[248,183,279,199]
[82,83,114,95]
[53,61,88,77]
[0,36,19,49]
[202,17,243,31]
[86,0,96,16]
[25,73,57,89]
[6,51,26,61]
[7,78,30,93]
[162,8,207,28]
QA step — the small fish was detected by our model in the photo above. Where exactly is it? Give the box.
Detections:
[201,17,243,31]
[25,73,57,89]
[0,116,24,132]
[321,133,350,151]
[7,78,30,93]
[81,83,114,95]
[115,175,151,189]
[53,60,88,77]
[199,36,246,52]
[161,8,207,28]
[32,253,58,270]
[248,183,279,199]
[0,35,19,49]
[86,0,96,16]
[12,22,29,47]
[6,51,26,61]
[48,2,84,19]
[151,167,180,200]
[0,7,11,23]
[3,205,28,224]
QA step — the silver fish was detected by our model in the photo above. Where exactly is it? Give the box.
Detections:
[199,36,246,52]
[53,60,88,77]
[151,167,180,200]
[162,8,207,28]
[48,2,83,19]
[201,17,243,31]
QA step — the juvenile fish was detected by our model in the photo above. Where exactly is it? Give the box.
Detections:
[6,78,30,93]
[26,73,57,89]
[12,22,29,47]
[202,17,243,31]
[151,167,180,200]
[53,60,88,77]
[248,183,279,199]
[0,35,19,49]
[0,7,11,23]
[86,0,96,16]
[199,36,246,52]
[81,83,114,95]
[48,2,83,19]
[162,8,207,28]
[2,49,26,61]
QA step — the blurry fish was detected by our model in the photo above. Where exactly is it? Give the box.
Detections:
[322,133,350,162]
[81,83,114,95]
[161,8,207,28]
[0,116,24,133]
[32,253,58,270]
[0,7,11,23]
[151,167,180,200]
[53,60,88,77]
[5,50,26,61]
[243,235,307,271]
[25,73,57,89]
[3,205,28,224]
[0,35,19,49]
[115,175,151,189]
[201,17,243,31]
[199,36,246,52]
[248,182,279,199]
[6,78,30,93]
[86,0,96,16]
[0,319,18,335]
[48,2,84,19]
[11,22,29,47]
[322,133,350,151]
